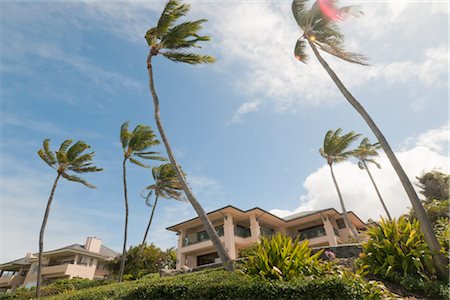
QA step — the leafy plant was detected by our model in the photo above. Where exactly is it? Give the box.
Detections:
[434,217,450,256]
[357,217,436,281]
[244,233,327,281]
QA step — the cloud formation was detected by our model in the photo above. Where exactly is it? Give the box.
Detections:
[271,125,450,221]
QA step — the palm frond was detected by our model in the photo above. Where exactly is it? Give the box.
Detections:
[43,139,56,165]
[129,157,150,168]
[61,172,96,188]
[294,38,308,63]
[120,121,131,150]
[56,140,73,164]
[67,141,90,162]
[162,51,215,64]
[156,0,190,38]
[161,20,208,49]
[38,149,56,168]
[315,40,369,65]
[321,128,360,164]
[70,152,95,165]
[292,0,308,28]
[69,166,103,173]
[135,153,166,161]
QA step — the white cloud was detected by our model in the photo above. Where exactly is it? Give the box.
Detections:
[270,125,450,222]
[230,100,260,123]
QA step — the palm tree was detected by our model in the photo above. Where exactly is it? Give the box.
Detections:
[320,128,360,240]
[119,121,165,282]
[144,0,233,271]
[291,0,448,279]
[353,138,392,220]
[36,139,102,298]
[139,163,183,255]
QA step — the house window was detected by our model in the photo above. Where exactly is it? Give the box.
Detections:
[234,225,251,238]
[336,219,346,229]
[299,225,326,240]
[197,252,218,266]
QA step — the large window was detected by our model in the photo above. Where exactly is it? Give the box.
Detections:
[299,225,326,240]
[336,219,346,229]
[235,225,251,238]
[197,252,219,266]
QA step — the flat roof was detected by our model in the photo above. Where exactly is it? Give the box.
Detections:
[166,205,365,231]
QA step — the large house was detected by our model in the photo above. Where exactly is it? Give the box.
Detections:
[167,205,366,269]
[0,237,118,292]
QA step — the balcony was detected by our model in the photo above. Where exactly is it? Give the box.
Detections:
[299,225,326,240]
[183,226,224,247]
[0,275,16,288]
[41,263,95,279]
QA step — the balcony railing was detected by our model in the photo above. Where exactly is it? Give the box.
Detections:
[235,225,251,238]
[183,226,224,247]
[299,225,326,240]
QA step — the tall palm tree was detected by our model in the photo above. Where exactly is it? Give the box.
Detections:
[144,0,233,271]
[139,163,183,255]
[291,0,448,279]
[320,128,360,240]
[36,139,102,298]
[353,138,392,220]
[119,121,165,282]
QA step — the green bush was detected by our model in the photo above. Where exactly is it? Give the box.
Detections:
[46,268,392,300]
[434,217,450,256]
[357,217,436,281]
[243,233,328,281]
[0,278,112,300]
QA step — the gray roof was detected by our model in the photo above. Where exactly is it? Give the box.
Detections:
[282,210,318,221]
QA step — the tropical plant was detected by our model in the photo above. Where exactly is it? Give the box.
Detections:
[119,121,164,282]
[353,137,391,220]
[416,171,449,202]
[36,139,102,298]
[244,233,327,281]
[434,217,450,257]
[140,163,183,254]
[357,217,436,282]
[319,128,360,239]
[291,0,447,280]
[106,244,173,280]
[144,0,233,271]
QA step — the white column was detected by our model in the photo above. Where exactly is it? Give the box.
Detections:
[223,214,236,259]
[249,215,261,241]
[322,217,338,246]
[176,230,186,270]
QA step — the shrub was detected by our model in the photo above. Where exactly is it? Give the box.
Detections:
[357,217,436,281]
[434,217,450,256]
[243,233,329,281]
[0,278,112,300]
[46,268,392,300]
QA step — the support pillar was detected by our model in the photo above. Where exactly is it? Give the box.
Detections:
[176,230,186,270]
[223,214,236,259]
[322,216,338,246]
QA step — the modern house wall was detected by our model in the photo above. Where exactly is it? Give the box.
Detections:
[167,206,366,270]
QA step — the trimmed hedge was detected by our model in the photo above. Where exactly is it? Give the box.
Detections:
[0,278,113,300]
[45,268,389,300]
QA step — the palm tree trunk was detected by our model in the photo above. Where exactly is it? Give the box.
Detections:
[119,157,129,282]
[308,40,448,280]
[36,172,61,299]
[140,194,159,255]
[147,54,233,271]
[329,164,360,240]
[363,161,392,220]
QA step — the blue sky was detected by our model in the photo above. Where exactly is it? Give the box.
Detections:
[1,1,448,262]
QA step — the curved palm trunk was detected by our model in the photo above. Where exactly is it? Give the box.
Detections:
[36,173,61,299]
[140,194,159,255]
[119,157,129,282]
[147,55,233,271]
[329,164,359,240]
[309,40,448,280]
[363,161,392,220]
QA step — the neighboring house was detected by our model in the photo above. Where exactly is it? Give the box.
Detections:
[0,237,118,292]
[167,205,366,270]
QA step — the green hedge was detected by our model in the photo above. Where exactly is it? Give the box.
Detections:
[45,268,389,300]
[0,278,113,300]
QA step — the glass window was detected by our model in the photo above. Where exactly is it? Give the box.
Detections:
[336,219,346,229]
[235,225,251,238]
[299,225,326,240]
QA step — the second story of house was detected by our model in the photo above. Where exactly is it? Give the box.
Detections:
[0,237,118,291]
[167,205,366,269]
